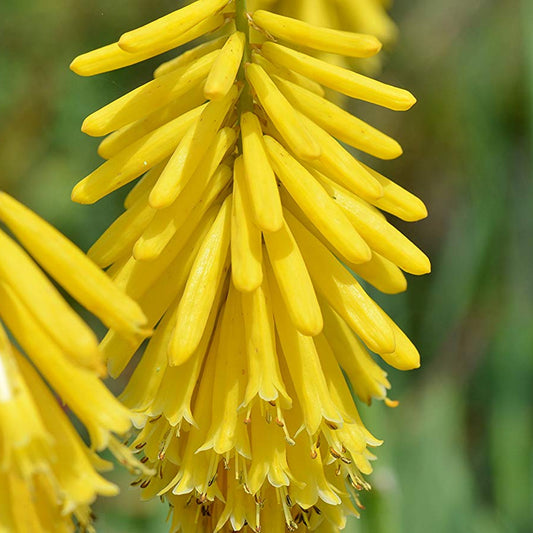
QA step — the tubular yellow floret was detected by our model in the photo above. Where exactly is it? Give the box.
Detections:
[0,194,149,338]
[70,14,226,76]
[263,222,323,337]
[154,35,228,78]
[240,112,283,232]
[231,157,263,292]
[72,105,205,204]
[169,196,232,366]
[97,86,207,160]
[118,0,230,54]
[82,51,218,137]
[245,62,322,161]
[253,10,382,58]
[149,85,238,209]
[0,229,101,373]
[272,75,403,160]
[261,42,417,111]
[204,32,246,100]
[264,136,372,265]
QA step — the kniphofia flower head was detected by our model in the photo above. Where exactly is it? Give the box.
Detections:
[0,193,149,531]
[70,0,430,530]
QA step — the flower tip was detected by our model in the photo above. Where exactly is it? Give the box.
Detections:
[69,55,91,77]
[117,32,138,54]
[71,183,91,205]
[81,117,103,138]
[362,35,383,57]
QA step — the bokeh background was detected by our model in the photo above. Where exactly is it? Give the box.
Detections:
[1,0,531,532]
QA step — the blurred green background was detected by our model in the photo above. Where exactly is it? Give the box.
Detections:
[1,0,532,532]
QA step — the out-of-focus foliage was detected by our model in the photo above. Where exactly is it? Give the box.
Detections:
[0,0,531,532]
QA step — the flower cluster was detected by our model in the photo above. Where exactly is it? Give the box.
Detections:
[70,0,429,531]
[0,193,148,531]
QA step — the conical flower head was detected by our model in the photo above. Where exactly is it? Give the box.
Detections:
[0,193,149,531]
[70,0,429,530]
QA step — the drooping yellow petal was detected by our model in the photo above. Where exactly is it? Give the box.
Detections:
[72,104,205,204]
[204,32,246,100]
[98,86,207,160]
[154,35,228,78]
[264,135,371,264]
[267,265,342,435]
[0,193,149,338]
[245,62,321,161]
[71,14,226,76]
[231,156,263,292]
[261,42,416,110]
[240,111,283,232]
[263,223,323,337]
[272,75,402,160]
[149,86,238,208]
[240,268,291,407]
[118,0,230,54]
[82,51,218,137]
[284,210,396,355]
[314,171,431,275]
[0,230,101,373]
[253,10,382,58]
[169,196,232,366]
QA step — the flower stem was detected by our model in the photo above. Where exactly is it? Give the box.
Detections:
[235,0,253,118]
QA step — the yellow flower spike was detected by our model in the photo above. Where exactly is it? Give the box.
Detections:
[88,197,155,268]
[231,157,263,292]
[98,86,207,160]
[149,85,238,209]
[264,135,372,265]
[0,284,132,450]
[245,62,322,161]
[136,129,235,260]
[205,32,246,100]
[314,171,432,275]
[272,74,403,160]
[71,14,226,76]
[169,196,232,366]
[241,266,291,407]
[261,41,417,110]
[253,10,382,58]
[285,210,396,355]
[240,111,283,232]
[0,193,149,339]
[118,0,231,54]
[263,222,323,337]
[69,1,431,528]
[154,35,228,78]
[0,229,101,373]
[72,104,206,204]
[82,50,218,137]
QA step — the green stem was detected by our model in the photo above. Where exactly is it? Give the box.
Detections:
[235,0,253,118]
